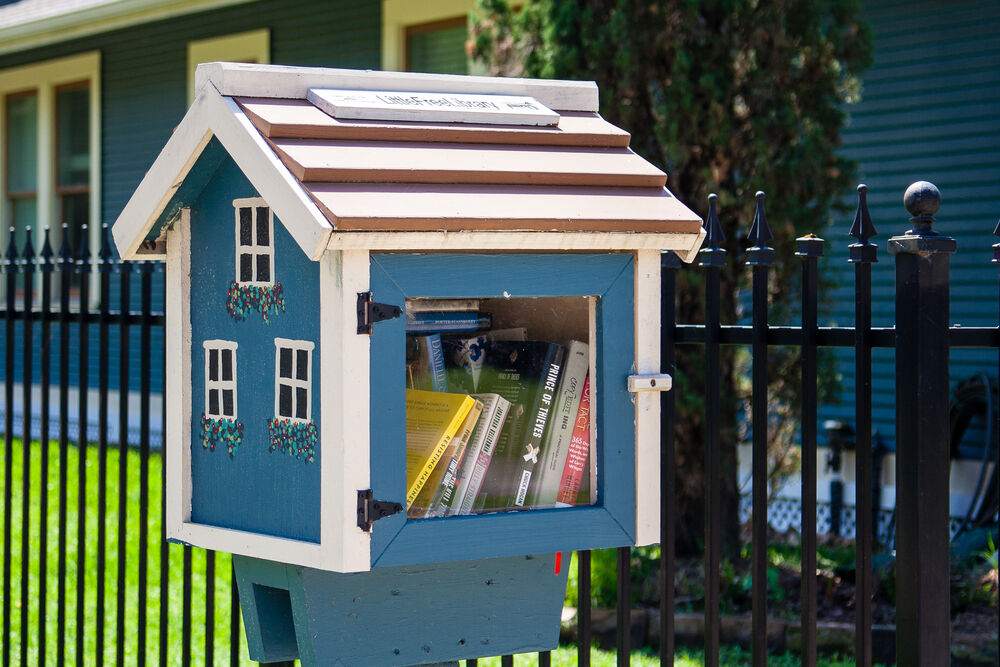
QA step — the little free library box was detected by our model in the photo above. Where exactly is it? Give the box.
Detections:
[113,63,704,666]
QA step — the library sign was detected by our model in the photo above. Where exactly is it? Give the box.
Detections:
[307,87,561,125]
[112,62,705,666]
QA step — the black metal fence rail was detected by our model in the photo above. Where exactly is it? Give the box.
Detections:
[0,224,241,666]
[653,181,999,667]
[0,179,996,667]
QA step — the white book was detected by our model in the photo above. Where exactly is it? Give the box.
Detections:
[450,393,511,515]
[530,340,589,507]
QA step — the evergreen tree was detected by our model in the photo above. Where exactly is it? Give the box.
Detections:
[471,0,873,552]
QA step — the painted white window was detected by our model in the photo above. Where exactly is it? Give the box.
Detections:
[233,197,274,286]
[203,340,238,419]
[0,52,101,301]
[274,338,314,422]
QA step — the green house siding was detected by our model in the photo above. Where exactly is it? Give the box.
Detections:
[0,0,379,230]
[819,0,1000,450]
[0,0,380,398]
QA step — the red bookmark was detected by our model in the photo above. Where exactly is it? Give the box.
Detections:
[554,552,562,575]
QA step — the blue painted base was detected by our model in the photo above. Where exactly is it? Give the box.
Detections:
[233,553,570,666]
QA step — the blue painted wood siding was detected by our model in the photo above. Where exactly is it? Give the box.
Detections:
[818,0,1000,450]
[0,0,380,399]
[188,156,321,543]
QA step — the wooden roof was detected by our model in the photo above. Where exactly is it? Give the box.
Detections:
[237,96,701,236]
[113,64,704,261]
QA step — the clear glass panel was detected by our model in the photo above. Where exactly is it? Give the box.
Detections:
[6,93,38,193]
[10,197,37,230]
[404,296,596,519]
[56,85,90,188]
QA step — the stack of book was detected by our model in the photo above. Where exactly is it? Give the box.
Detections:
[404,300,593,519]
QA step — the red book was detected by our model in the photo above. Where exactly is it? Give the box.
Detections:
[556,375,590,506]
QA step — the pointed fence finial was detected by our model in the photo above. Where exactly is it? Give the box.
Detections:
[5,227,19,271]
[21,226,36,269]
[58,223,74,269]
[99,223,114,272]
[849,184,877,244]
[747,191,774,246]
[40,226,55,273]
[746,191,775,266]
[705,193,726,248]
[77,224,91,274]
[699,193,727,267]
[849,184,878,264]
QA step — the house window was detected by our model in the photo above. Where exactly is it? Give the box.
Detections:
[204,340,238,419]
[274,338,314,422]
[405,17,470,74]
[0,52,100,301]
[233,197,274,286]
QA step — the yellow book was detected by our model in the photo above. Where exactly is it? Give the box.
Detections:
[409,398,484,518]
[405,389,477,509]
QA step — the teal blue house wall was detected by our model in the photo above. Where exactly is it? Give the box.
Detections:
[818,0,1000,452]
[187,155,321,543]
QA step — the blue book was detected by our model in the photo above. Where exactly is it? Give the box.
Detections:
[405,333,448,392]
[405,310,492,334]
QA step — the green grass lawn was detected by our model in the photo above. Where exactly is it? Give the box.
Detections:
[1,438,243,665]
[3,438,864,666]
[471,645,864,666]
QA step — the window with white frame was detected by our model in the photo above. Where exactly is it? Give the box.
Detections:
[204,340,238,419]
[233,197,274,285]
[274,338,314,422]
[0,52,100,301]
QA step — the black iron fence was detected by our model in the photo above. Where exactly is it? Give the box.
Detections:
[0,180,997,666]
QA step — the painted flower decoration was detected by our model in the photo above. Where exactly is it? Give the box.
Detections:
[201,414,243,457]
[267,417,318,464]
[226,280,286,323]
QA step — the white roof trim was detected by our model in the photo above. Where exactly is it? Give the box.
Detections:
[0,0,255,57]
[112,83,332,261]
[326,229,707,263]
[196,62,600,112]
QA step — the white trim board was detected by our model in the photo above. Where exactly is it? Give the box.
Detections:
[632,249,661,545]
[164,207,192,542]
[326,229,707,263]
[195,62,599,113]
[319,249,372,572]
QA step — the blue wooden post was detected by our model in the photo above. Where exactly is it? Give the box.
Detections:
[888,181,955,666]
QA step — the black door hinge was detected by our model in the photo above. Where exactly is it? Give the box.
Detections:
[357,489,403,531]
[357,292,402,334]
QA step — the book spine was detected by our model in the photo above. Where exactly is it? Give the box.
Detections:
[528,341,589,507]
[405,395,474,509]
[448,394,499,513]
[556,375,591,507]
[512,344,565,507]
[405,311,492,334]
[428,399,483,515]
[458,398,510,514]
[407,432,453,509]
[427,333,448,392]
